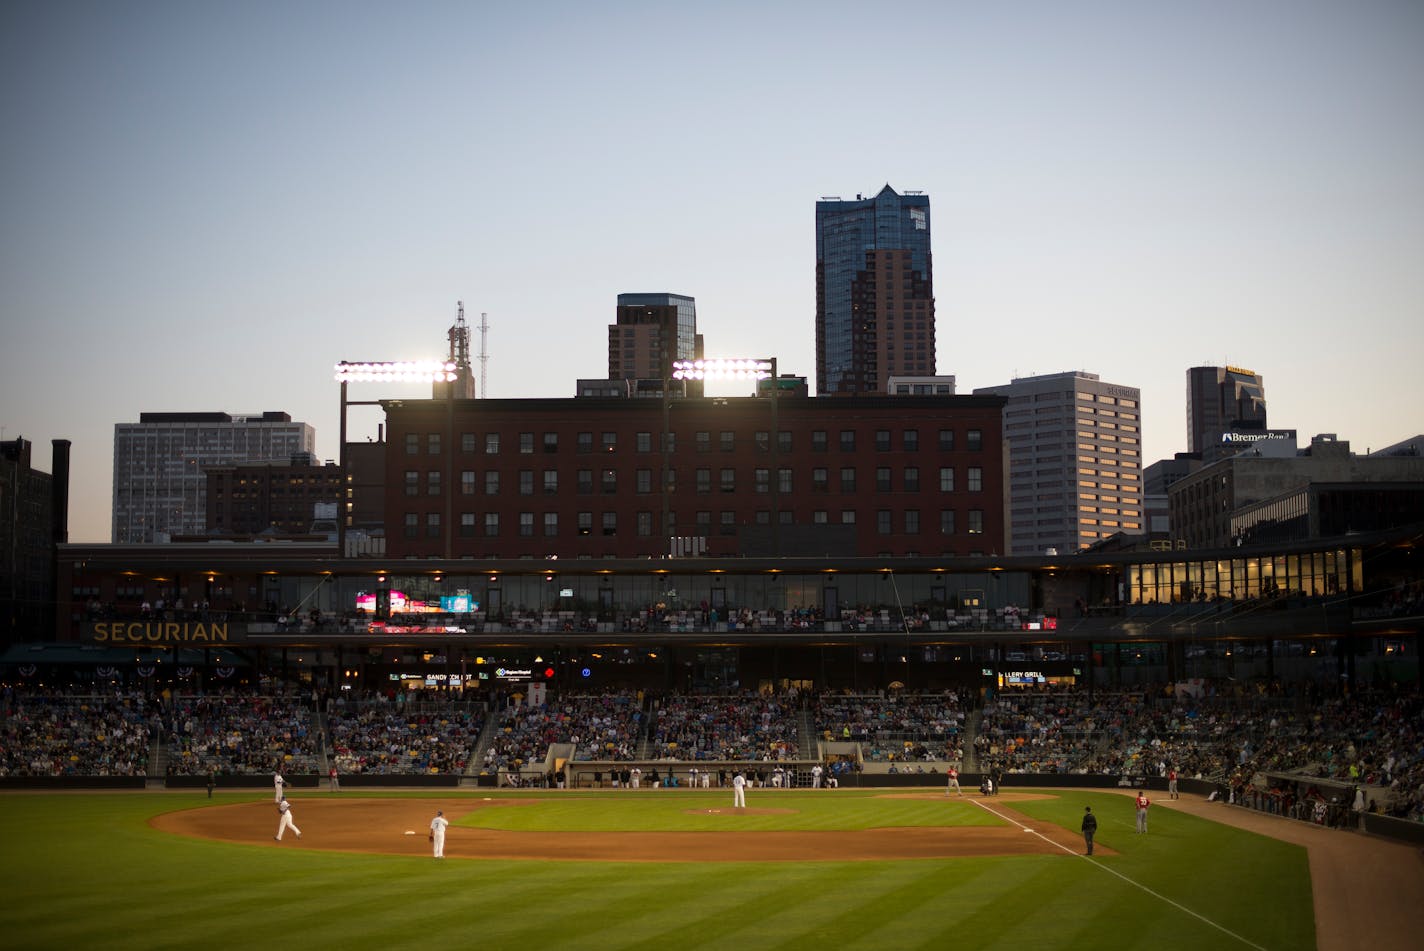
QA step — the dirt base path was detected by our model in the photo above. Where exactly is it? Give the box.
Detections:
[1148,792,1424,951]
[150,792,1111,862]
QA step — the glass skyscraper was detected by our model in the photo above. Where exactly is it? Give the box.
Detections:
[815,185,935,396]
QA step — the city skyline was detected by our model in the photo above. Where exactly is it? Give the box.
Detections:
[2,1,1421,543]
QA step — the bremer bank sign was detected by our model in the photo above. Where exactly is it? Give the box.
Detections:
[89,621,229,644]
[1221,430,1295,444]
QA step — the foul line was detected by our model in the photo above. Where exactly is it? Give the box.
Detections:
[967,797,1269,951]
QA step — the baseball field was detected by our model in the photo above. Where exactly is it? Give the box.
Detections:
[0,786,1413,951]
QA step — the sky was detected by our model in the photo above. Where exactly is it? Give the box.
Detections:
[2,0,1421,544]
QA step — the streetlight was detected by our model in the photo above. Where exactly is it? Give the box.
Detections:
[333,360,457,558]
[672,357,780,555]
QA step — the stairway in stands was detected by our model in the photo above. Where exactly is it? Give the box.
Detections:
[799,707,816,759]
[146,734,167,789]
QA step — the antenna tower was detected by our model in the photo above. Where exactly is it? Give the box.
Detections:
[478,311,490,399]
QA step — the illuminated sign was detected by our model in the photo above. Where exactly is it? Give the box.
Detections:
[494,667,533,681]
[91,622,229,643]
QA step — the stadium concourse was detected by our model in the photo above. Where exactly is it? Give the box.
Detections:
[2,680,1421,831]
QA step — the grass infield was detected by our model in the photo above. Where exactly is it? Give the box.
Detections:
[0,789,1313,951]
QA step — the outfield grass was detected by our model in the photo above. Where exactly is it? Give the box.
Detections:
[0,790,1313,951]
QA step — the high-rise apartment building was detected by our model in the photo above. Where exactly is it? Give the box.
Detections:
[816,186,935,396]
[1187,365,1267,454]
[974,372,1143,554]
[112,411,315,543]
[609,293,702,383]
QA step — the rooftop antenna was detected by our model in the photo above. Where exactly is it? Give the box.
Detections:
[478,311,490,399]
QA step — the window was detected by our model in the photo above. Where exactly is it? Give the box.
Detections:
[877,510,892,534]
[662,432,676,453]
[405,434,419,456]
[755,468,769,493]
[519,470,534,496]
[484,471,500,495]
[485,433,500,455]
[719,431,734,452]
[840,430,856,452]
[904,467,920,491]
[461,471,476,495]
[777,431,792,453]
[601,469,617,494]
[876,467,892,492]
[427,471,441,496]
[755,510,771,525]
[577,469,593,494]
[813,510,828,524]
[519,432,534,454]
[484,513,499,537]
[905,509,920,534]
[968,467,983,492]
[755,431,770,452]
[636,469,652,494]
[601,432,617,452]
[428,433,441,455]
[875,430,891,451]
[938,429,954,451]
[636,432,652,453]
[968,509,984,534]
[841,510,856,524]
[543,432,558,453]
[636,511,653,537]
[903,429,919,451]
[812,468,828,492]
[778,468,792,493]
[543,470,558,495]
[519,512,534,537]
[967,429,983,451]
[695,431,711,453]
[460,512,476,537]
[720,468,735,493]
[461,433,476,453]
[720,511,736,535]
[602,512,617,536]
[696,468,711,494]
[577,432,593,454]
[544,513,558,536]
[404,512,418,538]
[840,467,857,492]
[812,430,828,452]
[404,470,419,497]
[696,511,711,531]
[940,510,955,535]
[426,513,440,538]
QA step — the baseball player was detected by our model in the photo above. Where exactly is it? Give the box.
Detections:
[274,797,301,841]
[946,765,961,796]
[732,770,747,808]
[429,809,449,858]
[1135,790,1151,833]
[1167,768,1178,800]
[273,770,286,803]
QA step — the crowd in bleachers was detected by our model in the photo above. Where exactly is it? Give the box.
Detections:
[815,690,966,763]
[3,677,1422,825]
[0,687,154,776]
[166,692,321,776]
[327,699,483,774]
[650,692,800,760]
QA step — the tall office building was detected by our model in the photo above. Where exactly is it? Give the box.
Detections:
[816,186,935,396]
[113,411,315,543]
[1187,365,1266,453]
[974,372,1143,554]
[609,293,702,383]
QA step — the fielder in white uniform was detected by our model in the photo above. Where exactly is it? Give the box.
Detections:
[732,771,747,808]
[274,798,301,841]
[429,809,449,858]
[273,771,286,803]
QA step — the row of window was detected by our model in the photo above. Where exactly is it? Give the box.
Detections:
[404,428,986,456]
[403,508,988,539]
[403,466,988,497]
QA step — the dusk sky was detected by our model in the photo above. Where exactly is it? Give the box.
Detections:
[3,0,1421,543]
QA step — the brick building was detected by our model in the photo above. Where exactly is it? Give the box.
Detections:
[380,393,1007,560]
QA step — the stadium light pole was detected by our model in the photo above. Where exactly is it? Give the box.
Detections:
[334,360,457,558]
[672,357,779,555]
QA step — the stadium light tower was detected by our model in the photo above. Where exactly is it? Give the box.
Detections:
[334,360,457,557]
[672,357,781,555]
